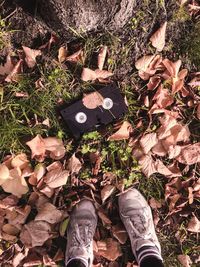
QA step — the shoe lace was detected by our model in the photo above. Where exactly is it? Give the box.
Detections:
[71,221,93,250]
[125,208,152,239]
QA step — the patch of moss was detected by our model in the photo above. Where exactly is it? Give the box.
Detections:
[187,22,200,66]
[172,6,190,22]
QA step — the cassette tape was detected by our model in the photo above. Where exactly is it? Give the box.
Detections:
[59,83,128,138]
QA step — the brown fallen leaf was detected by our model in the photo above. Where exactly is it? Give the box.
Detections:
[0,164,10,184]
[22,46,42,68]
[81,67,113,81]
[2,223,20,236]
[11,153,29,170]
[135,55,155,72]
[149,197,162,209]
[66,49,84,63]
[67,153,82,175]
[101,184,115,203]
[98,210,112,225]
[96,238,122,261]
[1,167,29,197]
[26,134,45,162]
[150,22,167,51]
[178,254,192,267]
[43,137,65,160]
[112,224,128,244]
[58,46,67,63]
[44,168,69,188]
[20,220,52,248]
[153,84,174,108]
[35,202,63,224]
[98,46,108,70]
[108,121,133,141]
[82,91,104,109]
[0,54,14,75]
[139,133,158,154]
[138,154,157,177]
[187,214,200,233]
[5,59,23,83]
[176,143,200,165]
[147,75,161,90]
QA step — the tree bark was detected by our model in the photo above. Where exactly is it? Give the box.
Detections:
[38,0,136,37]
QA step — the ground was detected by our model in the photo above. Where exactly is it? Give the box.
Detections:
[0,0,200,266]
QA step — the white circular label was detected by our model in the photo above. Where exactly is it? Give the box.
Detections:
[102,98,113,110]
[75,112,87,123]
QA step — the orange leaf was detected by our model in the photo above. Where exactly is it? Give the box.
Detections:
[0,54,14,75]
[177,255,192,267]
[135,55,155,71]
[66,49,83,63]
[26,135,46,162]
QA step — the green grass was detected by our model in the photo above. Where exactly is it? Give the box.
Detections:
[0,6,200,266]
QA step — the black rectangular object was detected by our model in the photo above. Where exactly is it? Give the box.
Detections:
[60,84,128,138]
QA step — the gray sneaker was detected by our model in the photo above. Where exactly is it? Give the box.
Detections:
[65,199,97,267]
[118,188,162,265]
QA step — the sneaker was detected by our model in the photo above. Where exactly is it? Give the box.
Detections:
[118,188,162,265]
[65,199,97,267]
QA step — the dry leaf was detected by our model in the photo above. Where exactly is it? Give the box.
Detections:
[96,238,122,261]
[153,84,174,108]
[112,224,128,244]
[108,121,133,141]
[150,22,167,51]
[22,46,42,68]
[178,255,192,267]
[135,55,155,72]
[2,224,20,236]
[5,59,23,82]
[2,167,29,197]
[0,54,14,75]
[176,143,200,165]
[82,91,104,109]
[67,153,82,175]
[66,49,83,63]
[101,184,115,203]
[20,220,52,248]
[98,210,112,225]
[98,46,108,70]
[187,215,200,233]
[149,197,162,209]
[147,75,161,90]
[26,135,45,162]
[0,164,10,184]
[45,169,69,188]
[43,137,65,160]
[138,154,157,177]
[35,202,63,224]
[140,133,158,154]
[11,153,29,169]
[58,46,67,63]
[81,68,97,81]
[95,69,113,80]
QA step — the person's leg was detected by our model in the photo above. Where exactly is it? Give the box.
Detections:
[65,200,97,267]
[118,188,164,267]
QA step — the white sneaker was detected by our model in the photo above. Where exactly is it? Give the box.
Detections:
[118,188,162,265]
[65,200,97,267]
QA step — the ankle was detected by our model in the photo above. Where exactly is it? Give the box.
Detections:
[140,256,164,267]
[66,258,88,267]
[136,245,163,266]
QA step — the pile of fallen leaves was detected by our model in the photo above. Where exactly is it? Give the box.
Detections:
[0,1,200,266]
